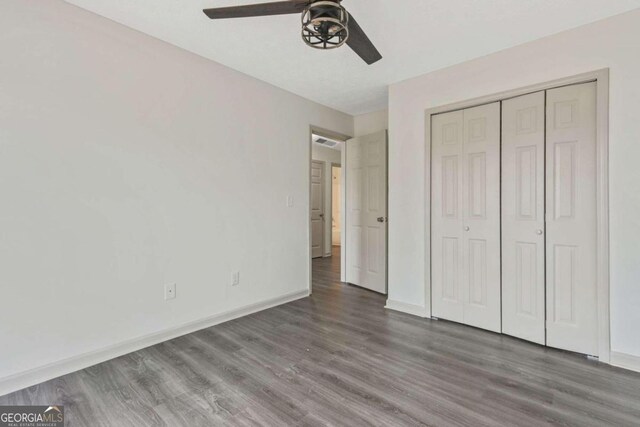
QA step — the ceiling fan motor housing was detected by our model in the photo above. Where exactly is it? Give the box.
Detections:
[302,1,349,49]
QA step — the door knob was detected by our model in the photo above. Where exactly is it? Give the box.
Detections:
[536,229,543,235]
[377,217,387,223]
[464,226,470,232]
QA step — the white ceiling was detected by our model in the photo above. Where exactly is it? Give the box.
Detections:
[64,0,640,115]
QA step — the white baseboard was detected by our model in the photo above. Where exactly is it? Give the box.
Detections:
[385,299,429,318]
[610,351,640,373]
[0,289,309,397]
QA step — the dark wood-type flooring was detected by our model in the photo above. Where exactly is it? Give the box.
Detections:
[2,247,640,426]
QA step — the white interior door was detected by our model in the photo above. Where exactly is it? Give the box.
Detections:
[502,91,546,345]
[432,103,501,332]
[431,110,464,323]
[346,131,388,294]
[546,82,598,356]
[461,103,502,332]
[311,160,325,259]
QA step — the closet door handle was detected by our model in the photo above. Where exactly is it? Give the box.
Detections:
[464,226,470,232]
[536,229,543,235]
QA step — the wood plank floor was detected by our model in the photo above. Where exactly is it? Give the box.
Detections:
[2,247,640,426]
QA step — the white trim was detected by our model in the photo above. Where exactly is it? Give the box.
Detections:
[424,69,610,361]
[340,140,347,282]
[610,352,640,373]
[385,299,430,318]
[424,108,433,318]
[0,289,309,397]
[595,72,611,363]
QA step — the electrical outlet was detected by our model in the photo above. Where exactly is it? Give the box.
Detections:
[232,272,240,287]
[165,283,176,300]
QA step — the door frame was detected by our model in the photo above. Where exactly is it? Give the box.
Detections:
[424,69,610,362]
[308,126,351,295]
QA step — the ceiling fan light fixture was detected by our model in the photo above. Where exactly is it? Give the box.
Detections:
[301,1,349,50]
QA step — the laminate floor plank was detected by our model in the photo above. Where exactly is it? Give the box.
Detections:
[2,247,639,426]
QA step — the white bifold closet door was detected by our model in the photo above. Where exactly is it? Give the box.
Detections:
[501,83,598,355]
[502,91,546,345]
[432,102,501,333]
[545,82,598,356]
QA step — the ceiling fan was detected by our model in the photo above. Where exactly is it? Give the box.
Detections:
[203,1,382,65]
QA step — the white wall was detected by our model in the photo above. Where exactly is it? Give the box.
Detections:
[0,0,352,390]
[311,144,342,255]
[388,9,640,358]
[354,110,389,136]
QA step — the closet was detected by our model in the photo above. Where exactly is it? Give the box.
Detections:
[431,82,599,356]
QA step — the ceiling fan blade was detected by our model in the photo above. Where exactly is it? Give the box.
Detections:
[203,1,309,19]
[346,13,382,65]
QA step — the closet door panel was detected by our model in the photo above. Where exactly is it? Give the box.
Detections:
[462,102,501,333]
[546,82,598,356]
[502,92,546,345]
[431,111,464,322]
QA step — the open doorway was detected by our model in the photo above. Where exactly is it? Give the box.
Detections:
[309,130,347,293]
[308,128,389,297]
[311,133,343,260]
